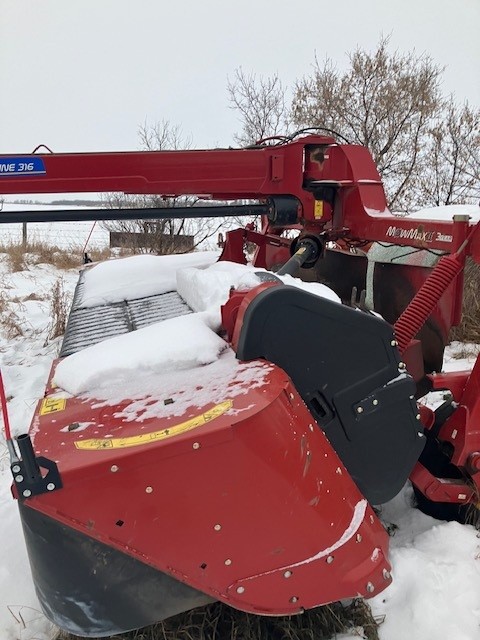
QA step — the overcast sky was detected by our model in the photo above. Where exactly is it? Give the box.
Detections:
[0,0,479,154]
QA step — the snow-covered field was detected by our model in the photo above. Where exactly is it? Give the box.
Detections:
[0,225,479,640]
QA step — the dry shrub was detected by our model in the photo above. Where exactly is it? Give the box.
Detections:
[1,311,24,338]
[59,599,380,640]
[87,247,115,263]
[0,290,24,338]
[31,242,83,269]
[47,278,70,341]
[0,240,108,271]
[3,243,27,272]
[0,290,8,315]
[450,258,480,344]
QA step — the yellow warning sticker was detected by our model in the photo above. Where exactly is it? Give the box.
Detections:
[75,400,233,451]
[314,200,324,219]
[40,397,67,415]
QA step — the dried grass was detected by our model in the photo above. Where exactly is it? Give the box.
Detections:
[450,258,480,344]
[58,599,380,640]
[0,290,24,338]
[47,278,70,341]
[3,242,27,272]
[0,240,114,272]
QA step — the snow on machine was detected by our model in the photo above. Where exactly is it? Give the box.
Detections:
[0,133,479,637]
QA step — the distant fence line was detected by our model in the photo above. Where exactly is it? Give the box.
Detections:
[0,222,110,250]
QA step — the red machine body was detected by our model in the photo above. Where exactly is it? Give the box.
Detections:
[1,134,479,637]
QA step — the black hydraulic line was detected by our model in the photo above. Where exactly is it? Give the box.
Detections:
[0,204,269,224]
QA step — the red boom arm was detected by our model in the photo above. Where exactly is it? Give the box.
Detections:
[1,135,477,256]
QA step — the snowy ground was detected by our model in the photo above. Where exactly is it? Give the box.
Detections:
[0,246,479,640]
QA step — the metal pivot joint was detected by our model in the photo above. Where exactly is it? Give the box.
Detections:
[277,235,324,276]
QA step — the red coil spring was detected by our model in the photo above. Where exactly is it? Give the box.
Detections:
[394,254,463,355]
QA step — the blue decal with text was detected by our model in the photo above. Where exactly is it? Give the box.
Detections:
[0,157,46,177]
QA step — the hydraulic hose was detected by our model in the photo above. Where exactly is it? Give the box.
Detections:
[394,254,463,354]
[393,220,480,355]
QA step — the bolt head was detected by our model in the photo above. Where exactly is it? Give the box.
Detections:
[46,483,55,491]
[290,596,299,603]
[284,570,292,578]
[236,586,245,594]
[382,568,391,580]
[356,406,363,414]
[23,489,32,498]
[372,399,379,406]
[366,581,375,593]
[214,524,222,531]
[145,486,153,493]
[110,465,119,472]
[225,559,232,566]
[326,555,334,564]
[15,474,24,483]
[193,442,200,450]
[12,465,21,474]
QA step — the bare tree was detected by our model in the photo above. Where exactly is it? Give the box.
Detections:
[415,99,480,207]
[137,119,192,152]
[102,121,225,254]
[291,37,444,211]
[227,68,289,146]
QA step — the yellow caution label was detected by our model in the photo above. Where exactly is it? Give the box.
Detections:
[75,400,233,451]
[314,200,324,219]
[40,397,67,415]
